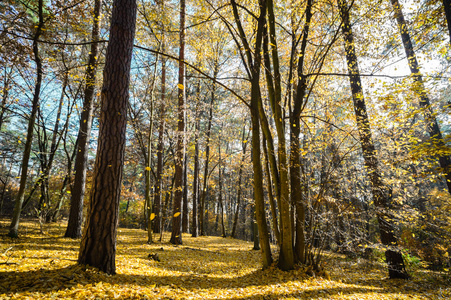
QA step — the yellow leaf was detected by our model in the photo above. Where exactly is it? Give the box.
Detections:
[174,212,181,217]
[177,84,184,90]
[150,213,156,221]
[145,166,151,171]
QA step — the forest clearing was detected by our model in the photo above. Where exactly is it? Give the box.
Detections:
[0,220,450,299]
[2,0,451,295]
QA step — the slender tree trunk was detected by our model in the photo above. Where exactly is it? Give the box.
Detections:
[391,0,451,193]
[153,54,166,234]
[51,121,78,221]
[218,131,226,237]
[199,67,218,236]
[65,0,102,238]
[145,52,159,244]
[289,0,312,264]
[40,72,68,222]
[339,0,408,279]
[182,152,189,233]
[191,117,200,237]
[262,0,294,270]
[231,126,247,238]
[8,0,44,238]
[170,0,185,245]
[0,69,12,131]
[262,135,280,245]
[230,0,272,268]
[77,0,136,274]
[443,0,451,44]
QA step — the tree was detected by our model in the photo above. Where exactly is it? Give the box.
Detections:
[338,0,409,279]
[8,0,45,238]
[443,0,451,44]
[170,0,186,245]
[390,0,451,194]
[65,0,103,239]
[229,0,273,268]
[78,0,137,274]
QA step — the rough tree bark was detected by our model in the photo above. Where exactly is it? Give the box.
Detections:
[77,0,136,275]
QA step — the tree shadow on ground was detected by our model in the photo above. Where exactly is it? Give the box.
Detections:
[1,220,448,299]
[0,263,383,298]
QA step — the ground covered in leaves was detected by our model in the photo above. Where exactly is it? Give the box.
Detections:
[0,219,450,299]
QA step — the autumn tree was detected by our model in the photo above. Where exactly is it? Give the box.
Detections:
[170,0,186,245]
[8,0,45,238]
[65,0,102,238]
[78,0,137,274]
[338,0,408,279]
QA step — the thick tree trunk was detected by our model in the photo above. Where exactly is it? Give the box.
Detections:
[8,0,44,238]
[77,0,136,275]
[339,0,408,279]
[65,0,102,238]
[391,0,451,193]
[170,0,185,245]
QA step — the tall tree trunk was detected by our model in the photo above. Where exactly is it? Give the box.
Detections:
[199,67,218,236]
[231,126,248,238]
[262,135,280,245]
[52,136,77,221]
[8,0,44,238]
[391,0,451,193]
[289,0,312,264]
[77,0,136,275]
[262,0,294,270]
[153,54,166,234]
[170,0,185,245]
[39,72,68,222]
[191,115,200,237]
[339,0,408,279]
[145,52,159,244]
[182,152,189,233]
[230,0,272,268]
[0,68,13,131]
[218,129,226,237]
[65,0,102,238]
[443,0,451,44]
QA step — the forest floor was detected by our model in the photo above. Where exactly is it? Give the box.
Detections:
[0,219,450,299]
